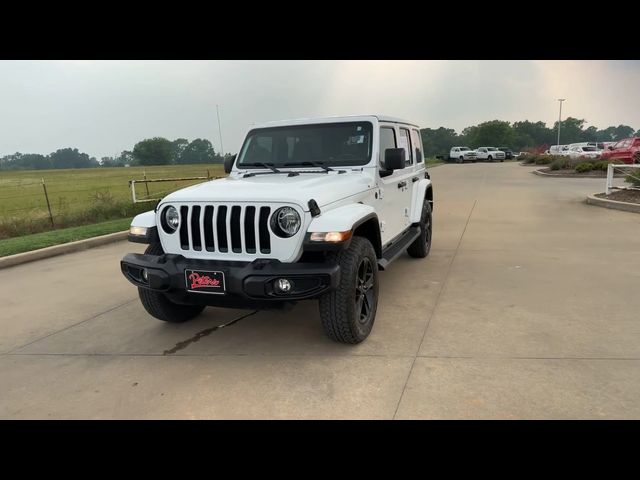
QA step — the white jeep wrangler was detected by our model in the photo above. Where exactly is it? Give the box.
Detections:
[121,115,434,344]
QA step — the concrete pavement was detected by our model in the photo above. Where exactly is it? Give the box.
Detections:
[1,163,639,419]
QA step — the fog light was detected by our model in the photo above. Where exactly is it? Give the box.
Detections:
[275,278,292,293]
[141,269,148,282]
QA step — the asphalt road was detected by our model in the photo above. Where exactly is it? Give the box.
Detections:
[1,162,639,419]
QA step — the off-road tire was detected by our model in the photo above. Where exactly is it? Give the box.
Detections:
[407,200,433,258]
[319,236,379,344]
[138,243,205,323]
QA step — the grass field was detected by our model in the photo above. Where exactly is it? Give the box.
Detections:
[0,164,225,239]
[0,217,133,257]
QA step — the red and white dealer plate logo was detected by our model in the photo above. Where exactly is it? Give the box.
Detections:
[184,270,225,294]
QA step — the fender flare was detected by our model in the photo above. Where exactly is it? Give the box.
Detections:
[410,179,433,224]
[307,203,377,233]
[128,210,159,244]
[131,210,157,228]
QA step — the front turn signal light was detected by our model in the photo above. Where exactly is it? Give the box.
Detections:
[309,230,353,243]
[130,226,148,236]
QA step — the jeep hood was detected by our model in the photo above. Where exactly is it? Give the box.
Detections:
[160,171,373,211]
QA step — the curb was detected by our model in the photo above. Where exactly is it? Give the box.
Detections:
[0,230,128,270]
[531,169,623,179]
[586,194,640,214]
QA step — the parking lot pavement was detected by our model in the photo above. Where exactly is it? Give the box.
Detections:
[1,162,639,419]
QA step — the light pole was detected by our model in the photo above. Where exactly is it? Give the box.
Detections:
[557,99,565,149]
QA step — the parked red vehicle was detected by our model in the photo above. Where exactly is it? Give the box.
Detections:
[599,137,640,164]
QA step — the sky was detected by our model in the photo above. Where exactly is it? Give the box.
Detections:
[1,60,639,159]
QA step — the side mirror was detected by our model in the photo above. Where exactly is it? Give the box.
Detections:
[224,154,237,174]
[415,148,423,164]
[384,148,405,171]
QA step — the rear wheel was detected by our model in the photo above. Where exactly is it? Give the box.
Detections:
[138,243,205,323]
[319,237,379,344]
[407,200,432,258]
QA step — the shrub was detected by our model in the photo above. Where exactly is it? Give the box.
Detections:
[575,162,594,173]
[550,159,564,171]
[626,172,640,187]
[593,160,611,172]
[534,155,554,165]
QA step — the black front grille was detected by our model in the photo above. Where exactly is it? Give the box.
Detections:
[180,204,272,254]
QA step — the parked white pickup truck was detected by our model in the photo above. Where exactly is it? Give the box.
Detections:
[475,147,506,162]
[449,147,478,163]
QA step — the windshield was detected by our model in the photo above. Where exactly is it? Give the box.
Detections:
[583,146,597,152]
[237,121,373,168]
[459,147,470,151]
[487,147,497,151]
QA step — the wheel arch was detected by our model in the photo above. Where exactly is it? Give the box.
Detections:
[352,214,382,259]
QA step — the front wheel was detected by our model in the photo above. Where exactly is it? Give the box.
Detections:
[137,243,205,323]
[487,155,493,162]
[319,237,379,344]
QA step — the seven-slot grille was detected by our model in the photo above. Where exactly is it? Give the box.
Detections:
[178,204,273,254]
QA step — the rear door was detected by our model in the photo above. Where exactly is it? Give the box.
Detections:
[377,124,414,245]
[397,127,416,231]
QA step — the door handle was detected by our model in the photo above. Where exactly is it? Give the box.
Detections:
[397,181,407,189]
[412,176,419,183]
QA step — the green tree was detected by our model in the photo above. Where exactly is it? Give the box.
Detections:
[464,120,515,148]
[419,127,459,157]
[132,138,173,165]
[177,138,219,164]
[512,120,554,150]
[552,117,586,144]
[50,148,99,169]
[610,125,635,140]
[171,138,189,163]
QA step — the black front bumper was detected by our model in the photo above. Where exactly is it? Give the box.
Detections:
[121,253,340,308]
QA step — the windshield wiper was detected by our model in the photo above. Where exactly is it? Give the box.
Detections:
[242,162,282,173]
[283,161,334,172]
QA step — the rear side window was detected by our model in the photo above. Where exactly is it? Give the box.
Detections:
[379,127,397,166]
[399,128,413,166]
[411,129,423,164]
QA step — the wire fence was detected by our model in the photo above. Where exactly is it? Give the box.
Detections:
[605,164,640,195]
[0,165,224,238]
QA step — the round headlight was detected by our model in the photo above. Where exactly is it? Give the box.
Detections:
[271,207,301,238]
[162,206,180,233]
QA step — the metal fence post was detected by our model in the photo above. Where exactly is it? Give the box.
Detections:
[42,178,54,226]
[606,164,613,195]
[143,170,150,198]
